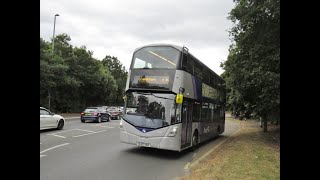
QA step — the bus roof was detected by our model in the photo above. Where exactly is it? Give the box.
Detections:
[134,43,184,52]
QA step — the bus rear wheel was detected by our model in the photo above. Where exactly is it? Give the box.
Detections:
[217,126,221,136]
[191,131,198,151]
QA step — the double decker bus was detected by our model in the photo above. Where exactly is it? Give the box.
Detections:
[120,44,226,151]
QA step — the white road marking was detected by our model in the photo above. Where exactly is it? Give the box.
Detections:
[40,143,70,154]
[47,129,95,139]
[48,134,66,138]
[99,125,115,128]
[92,124,115,128]
[75,129,95,133]
[49,129,79,134]
[40,155,47,158]
[184,162,190,170]
[72,130,107,138]
[108,122,119,125]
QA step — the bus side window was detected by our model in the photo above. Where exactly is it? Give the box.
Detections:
[203,68,210,85]
[194,62,202,80]
[211,75,217,88]
[209,103,214,122]
[214,104,219,120]
[182,53,188,71]
[201,102,209,122]
[186,56,194,74]
[193,102,201,122]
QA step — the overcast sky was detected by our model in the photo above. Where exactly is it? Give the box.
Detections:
[40,0,235,75]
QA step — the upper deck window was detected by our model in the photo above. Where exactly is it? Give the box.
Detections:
[131,46,180,69]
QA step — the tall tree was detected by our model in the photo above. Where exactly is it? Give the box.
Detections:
[221,0,280,132]
[102,55,128,105]
[40,34,119,112]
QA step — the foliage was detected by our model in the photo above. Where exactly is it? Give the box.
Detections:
[221,0,280,131]
[40,34,128,112]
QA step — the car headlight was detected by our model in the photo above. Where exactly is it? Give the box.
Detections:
[167,127,178,137]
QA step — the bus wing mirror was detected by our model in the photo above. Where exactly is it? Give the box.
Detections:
[176,94,183,104]
[179,87,185,93]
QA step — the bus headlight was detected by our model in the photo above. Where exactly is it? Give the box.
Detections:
[168,127,178,137]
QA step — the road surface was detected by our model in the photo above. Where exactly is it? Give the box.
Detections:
[40,117,239,180]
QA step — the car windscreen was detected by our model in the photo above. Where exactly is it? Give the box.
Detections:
[108,107,118,111]
[84,108,98,112]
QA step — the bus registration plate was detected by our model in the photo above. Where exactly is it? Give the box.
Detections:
[137,142,151,147]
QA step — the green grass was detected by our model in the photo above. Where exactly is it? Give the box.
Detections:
[181,119,280,180]
[225,117,241,123]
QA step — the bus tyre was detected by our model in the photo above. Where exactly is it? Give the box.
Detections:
[191,131,198,151]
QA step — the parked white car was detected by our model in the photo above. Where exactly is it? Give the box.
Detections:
[40,107,65,130]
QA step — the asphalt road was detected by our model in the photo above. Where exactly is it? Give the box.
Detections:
[40,117,240,180]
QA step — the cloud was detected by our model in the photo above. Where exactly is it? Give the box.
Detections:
[40,0,234,75]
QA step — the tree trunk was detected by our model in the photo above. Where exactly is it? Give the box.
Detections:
[263,118,268,132]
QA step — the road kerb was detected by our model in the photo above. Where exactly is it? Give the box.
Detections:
[187,128,241,169]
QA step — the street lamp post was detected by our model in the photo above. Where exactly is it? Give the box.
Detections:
[49,13,59,111]
[52,14,60,54]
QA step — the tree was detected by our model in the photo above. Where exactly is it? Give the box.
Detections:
[102,55,128,105]
[221,0,280,132]
[40,34,119,112]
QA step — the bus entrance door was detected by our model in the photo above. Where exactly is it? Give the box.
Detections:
[181,101,193,149]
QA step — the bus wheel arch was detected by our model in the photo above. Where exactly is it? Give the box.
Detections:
[191,129,199,150]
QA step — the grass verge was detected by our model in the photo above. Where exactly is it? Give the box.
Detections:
[181,119,280,180]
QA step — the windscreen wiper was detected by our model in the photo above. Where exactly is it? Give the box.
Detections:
[136,92,174,100]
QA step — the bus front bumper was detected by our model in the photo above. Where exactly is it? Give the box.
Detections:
[120,131,181,151]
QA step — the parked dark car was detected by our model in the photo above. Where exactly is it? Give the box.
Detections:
[80,107,109,123]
